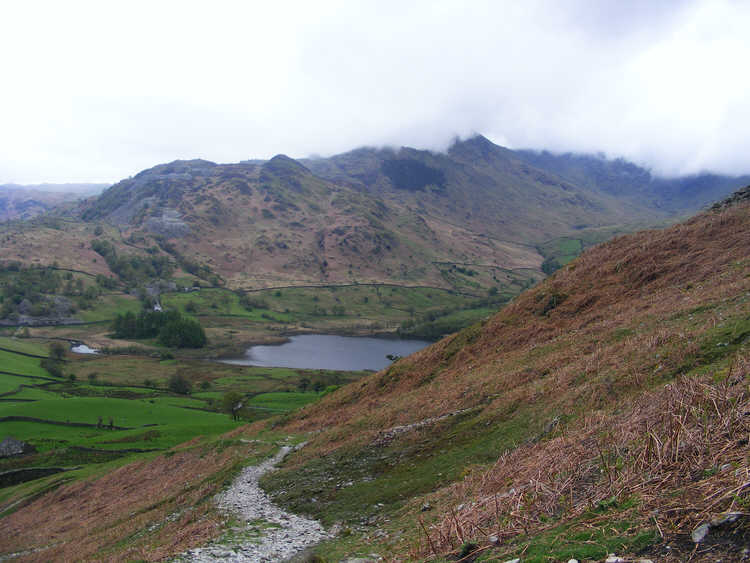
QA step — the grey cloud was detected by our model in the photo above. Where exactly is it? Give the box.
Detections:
[0,0,748,182]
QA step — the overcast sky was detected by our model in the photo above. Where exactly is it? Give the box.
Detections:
[2,0,749,183]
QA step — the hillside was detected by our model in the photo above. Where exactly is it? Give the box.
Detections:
[70,152,542,293]
[2,187,747,561]
[515,149,750,213]
[77,136,650,293]
[0,139,745,304]
[303,136,653,244]
[253,186,750,561]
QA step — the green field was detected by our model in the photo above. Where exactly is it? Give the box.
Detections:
[162,285,477,327]
[77,293,141,322]
[2,385,60,400]
[0,350,48,378]
[0,342,364,480]
[248,391,324,411]
[0,374,43,394]
[1,397,226,427]
[162,289,291,322]
[0,337,49,356]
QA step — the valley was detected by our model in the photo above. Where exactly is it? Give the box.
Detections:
[0,138,748,562]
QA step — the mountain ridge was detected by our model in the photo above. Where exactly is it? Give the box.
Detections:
[515,148,750,212]
[0,183,108,221]
[2,136,748,298]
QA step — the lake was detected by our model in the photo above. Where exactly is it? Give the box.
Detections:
[220,334,432,371]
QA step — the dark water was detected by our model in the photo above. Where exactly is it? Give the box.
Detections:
[220,334,432,371]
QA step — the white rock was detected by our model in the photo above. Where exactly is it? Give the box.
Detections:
[567,559,579,563]
[692,522,711,543]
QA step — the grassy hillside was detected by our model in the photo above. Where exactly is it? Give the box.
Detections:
[250,188,750,561]
[0,332,368,561]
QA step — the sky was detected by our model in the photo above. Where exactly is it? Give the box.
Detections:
[2,0,749,184]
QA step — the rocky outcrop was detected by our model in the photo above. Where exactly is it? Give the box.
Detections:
[372,409,470,447]
[0,437,37,458]
[712,184,750,210]
[145,208,190,236]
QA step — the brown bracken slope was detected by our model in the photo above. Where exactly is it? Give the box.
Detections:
[262,186,750,561]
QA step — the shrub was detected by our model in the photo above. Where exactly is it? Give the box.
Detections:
[168,373,192,395]
[221,391,243,420]
[112,310,207,348]
[41,358,63,378]
[49,341,67,360]
[158,317,207,348]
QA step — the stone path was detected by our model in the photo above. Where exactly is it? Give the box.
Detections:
[179,445,329,562]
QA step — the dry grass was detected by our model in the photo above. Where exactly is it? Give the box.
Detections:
[283,202,750,444]
[265,202,750,559]
[0,434,271,562]
[418,356,750,559]
[0,221,132,277]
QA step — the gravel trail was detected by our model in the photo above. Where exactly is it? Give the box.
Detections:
[179,445,329,562]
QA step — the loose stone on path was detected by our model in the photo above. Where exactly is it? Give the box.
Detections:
[178,445,329,562]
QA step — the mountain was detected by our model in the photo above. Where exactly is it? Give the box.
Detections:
[0,137,746,300]
[254,185,750,561]
[59,136,742,294]
[304,135,661,242]
[0,183,108,221]
[515,149,750,213]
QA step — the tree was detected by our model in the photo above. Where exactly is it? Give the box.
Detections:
[297,377,311,392]
[112,310,206,348]
[168,373,192,395]
[41,358,63,378]
[49,341,67,361]
[158,317,207,348]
